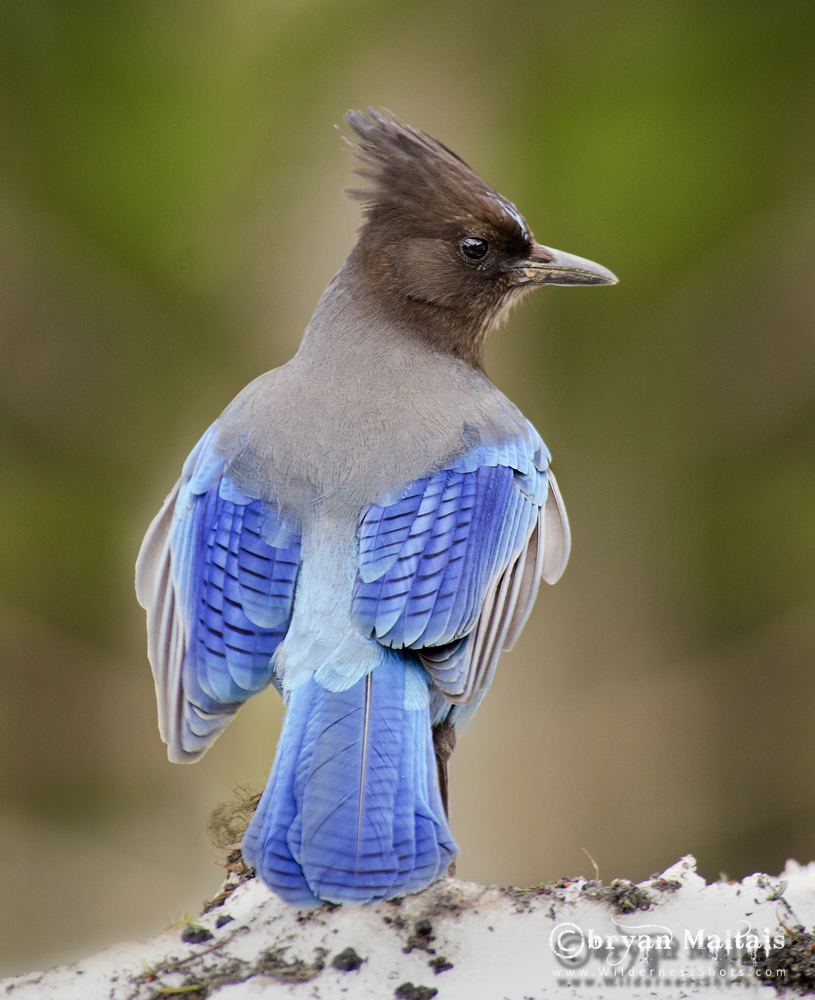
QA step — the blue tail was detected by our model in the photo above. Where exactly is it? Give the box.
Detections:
[241,655,457,906]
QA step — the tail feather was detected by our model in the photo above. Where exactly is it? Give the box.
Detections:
[394,701,451,894]
[241,681,320,907]
[242,654,456,905]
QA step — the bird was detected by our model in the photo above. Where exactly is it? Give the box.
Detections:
[135,109,617,908]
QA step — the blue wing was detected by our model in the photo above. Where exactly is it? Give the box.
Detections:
[353,424,569,709]
[136,423,301,761]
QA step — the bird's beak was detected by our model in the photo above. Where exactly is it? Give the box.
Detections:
[510,244,618,287]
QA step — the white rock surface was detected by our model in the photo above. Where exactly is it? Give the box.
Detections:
[4,856,815,999]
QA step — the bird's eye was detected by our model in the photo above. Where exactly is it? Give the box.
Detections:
[460,237,489,262]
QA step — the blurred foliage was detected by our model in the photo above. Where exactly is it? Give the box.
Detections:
[2,0,815,976]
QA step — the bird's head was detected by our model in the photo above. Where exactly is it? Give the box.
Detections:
[342,109,617,369]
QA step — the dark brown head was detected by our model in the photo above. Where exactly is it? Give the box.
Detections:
[341,109,616,369]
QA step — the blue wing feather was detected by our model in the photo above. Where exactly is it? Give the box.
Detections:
[168,425,302,750]
[353,425,548,662]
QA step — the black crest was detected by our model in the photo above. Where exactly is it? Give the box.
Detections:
[341,109,531,242]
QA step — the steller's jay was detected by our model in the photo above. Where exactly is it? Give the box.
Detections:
[136,110,617,907]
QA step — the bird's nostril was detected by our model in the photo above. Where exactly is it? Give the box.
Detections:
[530,244,556,264]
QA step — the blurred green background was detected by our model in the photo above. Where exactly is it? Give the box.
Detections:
[2,0,815,977]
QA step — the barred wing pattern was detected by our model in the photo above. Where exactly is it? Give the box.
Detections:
[353,425,569,709]
[136,424,301,762]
